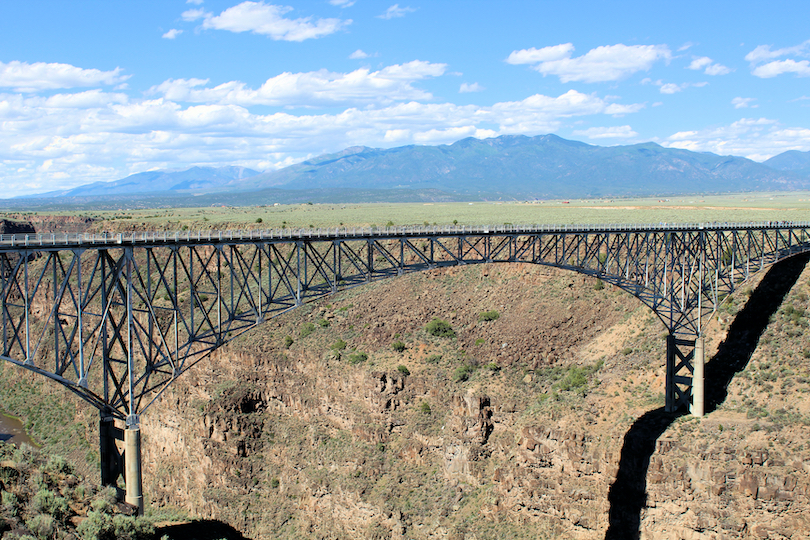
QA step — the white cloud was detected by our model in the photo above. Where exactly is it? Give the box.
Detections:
[745,40,810,65]
[459,82,484,93]
[149,61,448,107]
[731,97,757,109]
[349,49,369,59]
[663,118,808,161]
[192,2,351,41]
[181,8,208,21]
[506,44,574,65]
[659,83,682,94]
[378,4,416,20]
[0,61,130,92]
[162,29,183,39]
[644,78,706,94]
[746,40,810,78]
[506,43,671,83]
[687,56,732,75]
[186,0,204,4]
[329,0,355,6]
[573,125,638,139]
[752,59,810,78]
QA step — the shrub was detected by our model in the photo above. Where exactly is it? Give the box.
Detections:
[300,322,316,338]
[593,278,605,291]
[77,510,113,540]
[26,514,55,539]
[474,338,485,346]
[621,347,633,356]
[33,489,69,521]
[347,352,368,365]
[478,310,500,322]
[419,402,431,415]
[270,478,280,489]
[453,364,474,382]
[317,318,330,328]
[426,354,442,364]
[426,318,455,338]
[43,455,72,476]
[255,218,263,223]
[391,341,406,353]
[397,365,410,376]
[331,339,347,351]
[283,336,294,348]
[485,362,500,372]
[112,515,155,540]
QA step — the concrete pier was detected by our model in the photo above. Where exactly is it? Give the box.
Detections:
[124,427,144,515]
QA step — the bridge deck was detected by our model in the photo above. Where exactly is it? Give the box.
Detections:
[1,221,807,250]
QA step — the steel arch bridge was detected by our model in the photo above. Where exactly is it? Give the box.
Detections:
[1,221,809,510]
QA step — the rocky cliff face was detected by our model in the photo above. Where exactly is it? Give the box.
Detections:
[131,260,810,539]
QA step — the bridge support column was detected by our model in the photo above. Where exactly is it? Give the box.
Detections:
[124,425,144,515]
[665,335,697,413]
[691,337,705,417]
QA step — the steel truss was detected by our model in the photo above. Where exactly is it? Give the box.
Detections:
[1,222,809,486]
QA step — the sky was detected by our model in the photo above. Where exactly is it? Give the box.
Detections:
[1,0,809,197]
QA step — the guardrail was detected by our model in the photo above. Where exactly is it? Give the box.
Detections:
[0,221,808,248]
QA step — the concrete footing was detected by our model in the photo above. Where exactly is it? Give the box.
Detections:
[124,427,144,515]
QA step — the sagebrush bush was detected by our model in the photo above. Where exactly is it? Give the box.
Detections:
[426,318,455,338]
[478,310,500,322]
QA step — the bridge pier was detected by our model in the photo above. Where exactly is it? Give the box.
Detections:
[665,335,705,416]
[98,413,144,515]
[124,425,144,515]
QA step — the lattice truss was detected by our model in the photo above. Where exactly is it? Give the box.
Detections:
[1,225,808,421]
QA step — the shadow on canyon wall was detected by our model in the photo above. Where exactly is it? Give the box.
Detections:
[156,519,251,540]
[604,252,810,540]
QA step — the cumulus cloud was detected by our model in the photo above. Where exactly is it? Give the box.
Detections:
[745,40,810,64]
[0,61,130,92]
[188,2,351,41]
[459,82,484,93]
[687,56,732,75]
[506,43,670,83]
[186,0,204,4]
[573,125,638,139]
[378,4,417,19]
[663,118,809,161]
[732,97,757,109]
[329,0,355,6]
[752,59,810,78]
[162,29,183,39]
[642,78,706,94]
[181,8,208,21]
[148,61,449,107]
[349,49,370,59]
[746,40,810,78]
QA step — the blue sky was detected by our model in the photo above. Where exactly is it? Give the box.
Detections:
[1,0,809,197]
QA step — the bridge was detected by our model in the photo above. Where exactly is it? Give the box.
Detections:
[1,221,809,513]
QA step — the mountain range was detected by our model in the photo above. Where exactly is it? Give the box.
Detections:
[10,135,810,206]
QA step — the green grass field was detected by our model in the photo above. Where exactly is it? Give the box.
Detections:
[4,191,810,231]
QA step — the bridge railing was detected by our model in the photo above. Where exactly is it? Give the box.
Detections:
[1,221,809,248]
